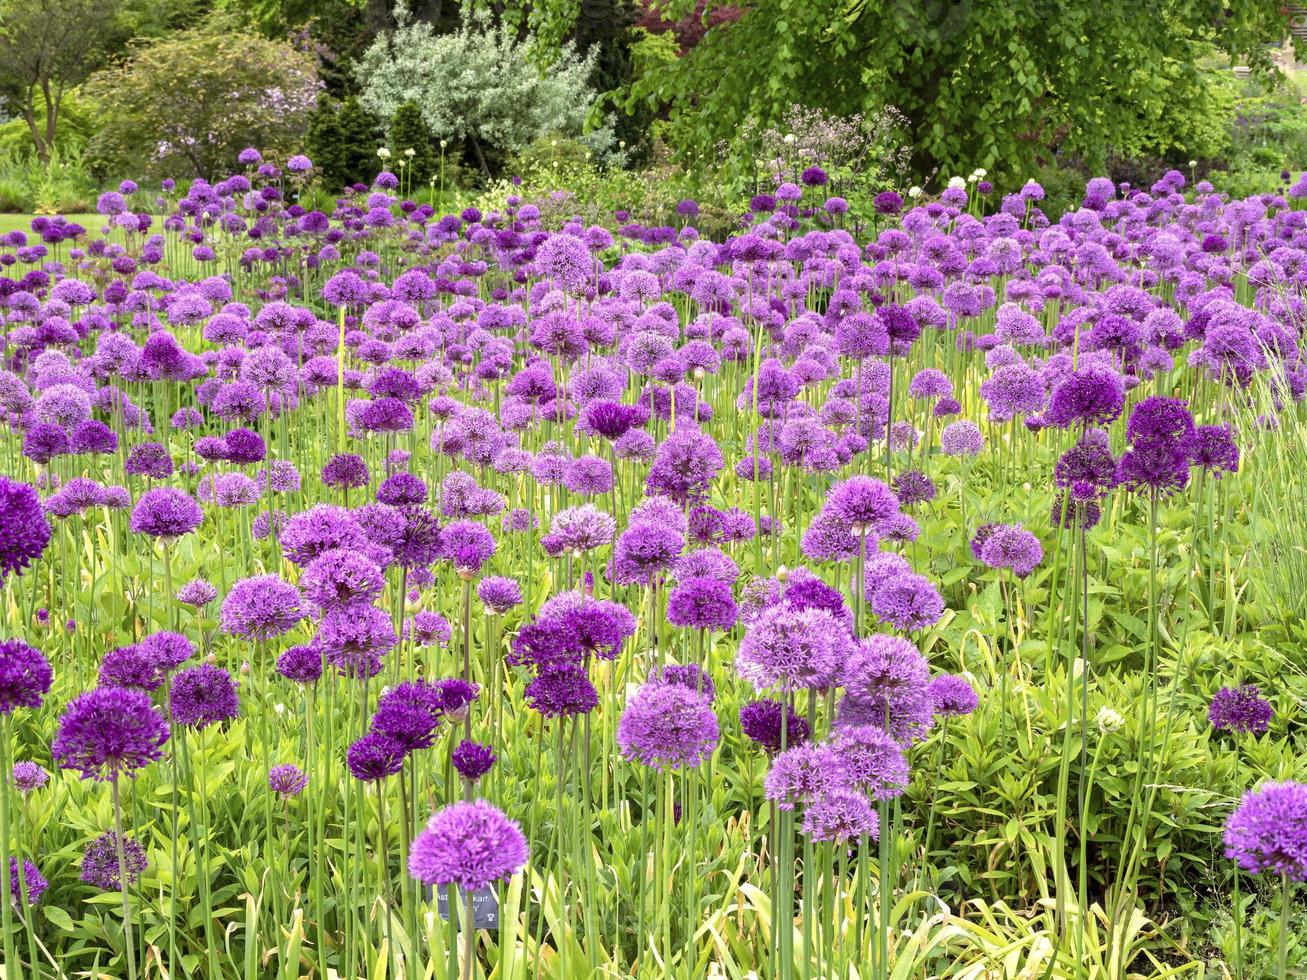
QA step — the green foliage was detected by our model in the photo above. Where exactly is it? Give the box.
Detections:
[83,16,321,179]
[356,7,621,178]
[0,146,97,213]
[632,0,1295,181]
[388,101,439,185]
[305,95,386,192]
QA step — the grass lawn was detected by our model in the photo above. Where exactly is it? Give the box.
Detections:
[0,213,100,236]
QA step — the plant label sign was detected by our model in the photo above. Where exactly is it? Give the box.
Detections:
[434,884,499,930]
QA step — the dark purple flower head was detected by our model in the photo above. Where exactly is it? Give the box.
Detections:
[0,639,52,713]
[827,477,899,533]
[322,453,370,490]
[739,698,809,753]
[441,519,496,574]
[1187,425,1239,477]
[176,578,218,608]
[1224,781,1307,880]
[137,631,194,673]
[9,858,47,905]
[451,739,497,782]
[98,645,163,692]
[377,472,428,506]
[654,662,716,702]
[80,832,147,891]
[276,645,323,684]
[1209,684,1273,735]
[169,664,240,729]
[347,732,406,781]
[432,678,479,718]
[644,426,724,505]
[1046,367,1125,428]
[130,488,202,540]
[892,470,936,507]
[476,576,522,615]
[613,519,683,585]
[1126,396,1195,445]
[318,602,397,678]
[224,427,267,465]
[525,665,599,717]
[408,800,529,890]
[372,683,442,752]
[53,686,170,780]
[1116,438,1190,496]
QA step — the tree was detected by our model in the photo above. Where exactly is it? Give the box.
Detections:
[356,9,620,178]
[83,17,321,179]
[307,95,387,190]
[0,0,119,162]
[389,102,439,185]
[633,0,1298,180]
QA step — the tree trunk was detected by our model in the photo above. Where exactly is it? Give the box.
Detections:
[469,135,492,181]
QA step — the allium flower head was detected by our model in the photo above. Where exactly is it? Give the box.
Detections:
[666,576,738,631]
[176,578,218,608]
[346,732,406,781]
[80,832,148,890]
[832,724,909,799]
[1224,781,1307,880]
[978,523,1043,578]
[221,575,302,639]
[826,476,899,533]
[617,680,719,769]
[1046,367,1125,428]
[0,476,52,584]
[524,665,598,717]
[764,743,849,809]
[130,488,202,540]
[801,788,879,842]
[452,740,497,782]
[269,764,309,798]
[739,698,809,753]
[409,800,529,891]
[477,576,522,615]
[928,674,979,716]
[9,859,46,905]
[1209,685,1273,735]
[11,762,46,794]
[169,664,240,729]
[737,604,851,691]
[0,639,52,713]
[53,686,170,780]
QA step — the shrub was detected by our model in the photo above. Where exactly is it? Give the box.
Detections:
[306,96,386,192]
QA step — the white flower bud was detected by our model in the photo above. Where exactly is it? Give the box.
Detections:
[1097,706,1124,734]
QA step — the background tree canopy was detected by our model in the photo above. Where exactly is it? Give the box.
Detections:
[621,0,1297,179]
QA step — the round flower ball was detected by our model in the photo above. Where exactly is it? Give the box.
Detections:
[409,799,529,892]
[129,487,203,540]
[53,687,170,781]
[617,679,719,770]
[0,639,53,714]
[0,476,52,585]
[1224,781,1307,881]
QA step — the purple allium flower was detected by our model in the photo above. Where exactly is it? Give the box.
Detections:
[476,576,522,615]
[892,470,936,507]
[654,662,716,701]
[645,426,724,504]
[940,420,983,456]
[371,683,442,752]
[1046,367,1125,428]
[873,190,903,215]
[53,686,170,780]
[583,401,645,441]
[737,604,851,691]
[80,832,147,890]
[346,732,406,781]
[276,645,323,684]
[0,639,52,713]
[869,572,945,631]
[99,645,164,691]
[433,678,480,718]
[221,575,302,639]
[9,859,46,905]
[300,548,385,612]
[405,611,452,647]
[739,698,809,753]
[409,800,529,891]
[130,488,202,540]
[0,477,52,583]
[451,740,497,782]
[224,427,267,465]
[617,680,719,769]
[613,519,683,585]
[441,519,496,574]
[137,631,194,674]
[269,763,308,798]
[322,270,368,306]
[392,506,444,569]
[281,505,366,565]
[318,603,397,677]
[801,788,878,842]
[928,674,979,716]
[536,233,592,292]
[525,665,599,717]
[378,472,428,506]
[666,576,738,631]
[322,453,370,490]
[176,578,218,608]
[1116,438,1190,496]
[1187,425,1239,477]
[764,743,849,809]
[832,724,909,799]
[545,504,615,556]
[1224,781,1307,880]
[1127,396,1195,444]
[978,524,1043,578]
[826,476,899,533]
[11,761,46,794]
[124,442,173,479]
[169,665,240,729]
[1209,685,1273,735]
[563,455,614,496]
